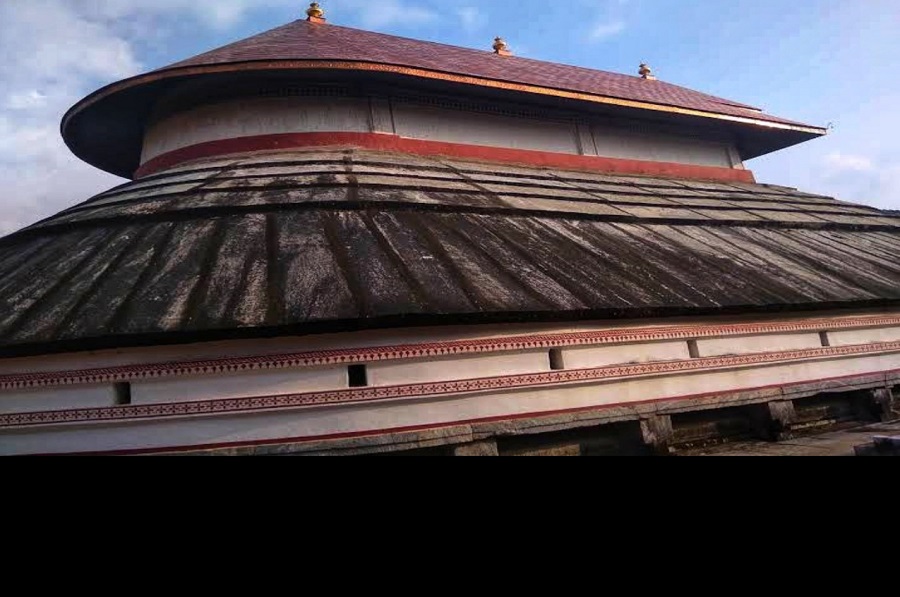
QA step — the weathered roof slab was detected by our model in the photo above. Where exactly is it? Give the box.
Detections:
[1,149,898,356]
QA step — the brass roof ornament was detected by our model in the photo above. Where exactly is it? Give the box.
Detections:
[493,37,512,57]
[306,2,326,23]
[639,63,657,81]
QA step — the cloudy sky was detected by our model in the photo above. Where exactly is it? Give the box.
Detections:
[1,0,898,235]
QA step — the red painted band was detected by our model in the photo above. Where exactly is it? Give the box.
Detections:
[135,132,757,184]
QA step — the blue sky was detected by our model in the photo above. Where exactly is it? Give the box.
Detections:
[1,0,898,234]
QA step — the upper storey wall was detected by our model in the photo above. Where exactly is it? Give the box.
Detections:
[140,95,743,170]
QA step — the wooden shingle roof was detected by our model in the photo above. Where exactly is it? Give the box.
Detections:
[1,148,898,357]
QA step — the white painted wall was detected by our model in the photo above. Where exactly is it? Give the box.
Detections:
[3,311,899,456]
[591,124,734,168]
[368,351,551,387]
[141,96,745,169]
[3,310,897,377]
[828,326,900,347]
[3,312,899,377]
[142,97,371,162]
[131,366,347,405]
[391,103,580,154]
[1,350,896,456]
[562,340,690,369]
[0,385,116,415]
[696,333,823,357]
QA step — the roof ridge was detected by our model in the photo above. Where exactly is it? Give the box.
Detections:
[158,19,303,72]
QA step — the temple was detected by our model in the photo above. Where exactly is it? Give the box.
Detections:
[0,4,898,455]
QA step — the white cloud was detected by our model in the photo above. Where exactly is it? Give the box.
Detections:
[580,0,630,43]
[756,147,899,212]
[752,81,900,211]
[0,0,145,236]
[5,91,49,111]
[0,0,446,237]
[456,7,480,33]
[825,152,875,172]
[339,0,437,29]
[587,20,625,42]
[83,0,439,31]
[75,0,286,30]
[822,156,900,211]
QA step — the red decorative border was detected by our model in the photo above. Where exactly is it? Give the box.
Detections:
[64,366,900,456]
[134,132,757,183]
[2,341,899,429]
[2,315,899,392]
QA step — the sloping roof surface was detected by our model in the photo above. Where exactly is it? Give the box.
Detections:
[1,148,898,356]
[161,19,808,128]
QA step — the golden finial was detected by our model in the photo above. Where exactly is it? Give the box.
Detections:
[639,63,656,80]
[306,2,326,23]
[493,37,512,57]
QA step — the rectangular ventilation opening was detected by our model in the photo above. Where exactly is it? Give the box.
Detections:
[687,340,701,359]
[348,365,369,388]
[819,332,831,347]
[114,382,132,406]
[549,349,565,371]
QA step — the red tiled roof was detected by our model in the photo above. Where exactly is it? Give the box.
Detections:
[161,20,813,129]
